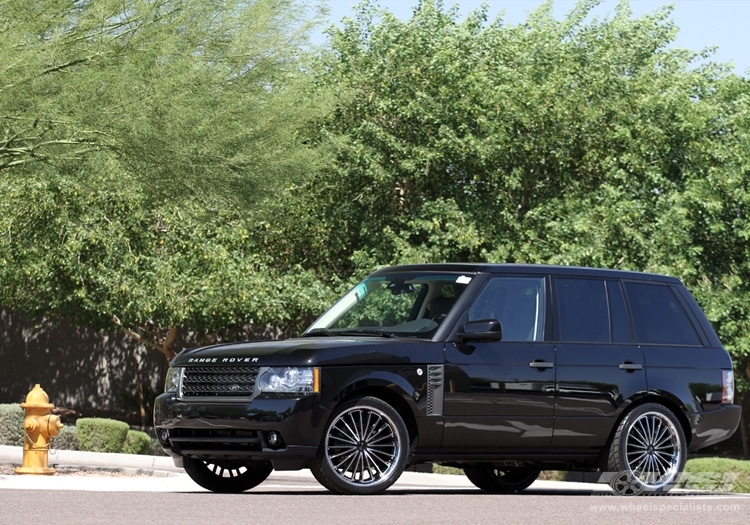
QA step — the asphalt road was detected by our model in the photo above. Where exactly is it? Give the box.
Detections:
[1,471,749,525]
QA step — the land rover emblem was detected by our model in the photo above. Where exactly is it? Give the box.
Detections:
[229,384,241,392]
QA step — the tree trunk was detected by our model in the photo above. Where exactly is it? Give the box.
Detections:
[113,315,178,362]
[134,354,147,431]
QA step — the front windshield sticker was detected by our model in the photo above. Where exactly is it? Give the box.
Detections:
[456,275,472,284]
[355,283,368,301]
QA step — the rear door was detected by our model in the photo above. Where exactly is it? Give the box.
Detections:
[442,275,556,453]
[551,278,646,450]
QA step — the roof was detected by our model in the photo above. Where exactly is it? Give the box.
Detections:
[370,263,682,284]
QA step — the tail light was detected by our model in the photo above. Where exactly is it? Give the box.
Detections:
[722,370,735,404]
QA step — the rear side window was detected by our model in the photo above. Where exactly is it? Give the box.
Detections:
[555,278,609,342]
[624,282,701,346]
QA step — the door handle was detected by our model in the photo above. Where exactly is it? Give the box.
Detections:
[529,360,554,369]
[619,362,643,371]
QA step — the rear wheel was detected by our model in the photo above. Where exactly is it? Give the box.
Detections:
[183,457,272,493]
[607,403,686,495]
[464,466,540,493]
[311,396,409,495]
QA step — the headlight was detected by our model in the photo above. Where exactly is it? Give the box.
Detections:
[164,367,183,393]
[259,367,319,393]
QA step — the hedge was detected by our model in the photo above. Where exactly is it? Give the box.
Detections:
[0,404,25,446]
[121,430,151,455]
[76,418,129,453]
[52,425,78,451]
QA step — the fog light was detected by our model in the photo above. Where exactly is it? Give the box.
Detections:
[160,430,169,443]
[267,431,286,449]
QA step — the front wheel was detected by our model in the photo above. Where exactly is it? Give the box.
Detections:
[607,403,686,495]
[311,396,409,495]
[464,466,540,493]
[183,457,272,493]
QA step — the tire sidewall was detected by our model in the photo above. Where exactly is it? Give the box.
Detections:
[183,457,272,493]
[607,403,686,495]
[313,396,409,495]
[464,466,540,493]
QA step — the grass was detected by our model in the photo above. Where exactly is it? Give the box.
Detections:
[678,457,750,493]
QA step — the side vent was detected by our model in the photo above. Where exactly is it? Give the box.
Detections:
[426,364,444,416]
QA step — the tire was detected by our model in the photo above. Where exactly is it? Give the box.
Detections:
[311,396,409,495]
[183,457,272,493]
[464,466,540,493]
[607,403,686,495]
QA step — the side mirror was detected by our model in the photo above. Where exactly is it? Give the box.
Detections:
[456,319,503,342]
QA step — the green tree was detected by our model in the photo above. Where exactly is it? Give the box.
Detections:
[0,0,330,200]
[1,0,338,356]
[279,0,750,381]
[0,168,336,362]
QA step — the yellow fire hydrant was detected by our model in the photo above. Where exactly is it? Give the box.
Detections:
[15,384,64,475]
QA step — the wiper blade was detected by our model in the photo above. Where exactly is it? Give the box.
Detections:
[302,329,399,339]
[337,329,398,339]
[301,329,337,337]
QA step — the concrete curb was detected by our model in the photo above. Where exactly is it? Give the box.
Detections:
[0,444,181,473]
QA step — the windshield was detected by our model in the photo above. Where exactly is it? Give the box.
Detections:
[305,272,473,338]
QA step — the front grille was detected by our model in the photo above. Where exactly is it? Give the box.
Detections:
[182,366,260,397]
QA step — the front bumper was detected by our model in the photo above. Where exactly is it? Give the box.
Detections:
[153,392,331,470]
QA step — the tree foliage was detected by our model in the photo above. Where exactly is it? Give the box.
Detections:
[277,0,750,382]
[0,168,335,360]
[0,0,336,362]
[0,0,330,200]
[3,0,750,391]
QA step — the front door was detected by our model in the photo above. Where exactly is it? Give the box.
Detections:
[441,276,555,453]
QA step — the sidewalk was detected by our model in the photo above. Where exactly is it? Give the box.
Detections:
[0,443,194,491]
[0,444,606,493]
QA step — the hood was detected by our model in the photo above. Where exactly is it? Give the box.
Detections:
[171,336,444,367]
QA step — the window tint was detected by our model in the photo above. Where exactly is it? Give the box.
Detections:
[468,277,545,341]
[555,278,610,342]
[624,282,701,345]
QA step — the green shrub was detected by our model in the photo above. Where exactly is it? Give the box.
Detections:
[540,470,568,482]
[681,458,750,493]
[76,418,129,453]
[121,430,151,455]
[149,437,168,456]
[0,404,24,446]
[432,464,462,475]
[51,425,78,451]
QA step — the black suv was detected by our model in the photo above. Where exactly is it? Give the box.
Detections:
[154,264,740,495]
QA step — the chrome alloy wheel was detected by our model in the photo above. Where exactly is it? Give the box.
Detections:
[623,410,682,490]
[324,405,403,487]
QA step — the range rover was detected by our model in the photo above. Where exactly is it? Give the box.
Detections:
[154,264,741,495]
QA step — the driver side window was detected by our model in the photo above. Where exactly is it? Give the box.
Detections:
[468,277,545,341]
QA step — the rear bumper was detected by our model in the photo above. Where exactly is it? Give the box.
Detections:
[153,392,331,470]
[689,404,742,451]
